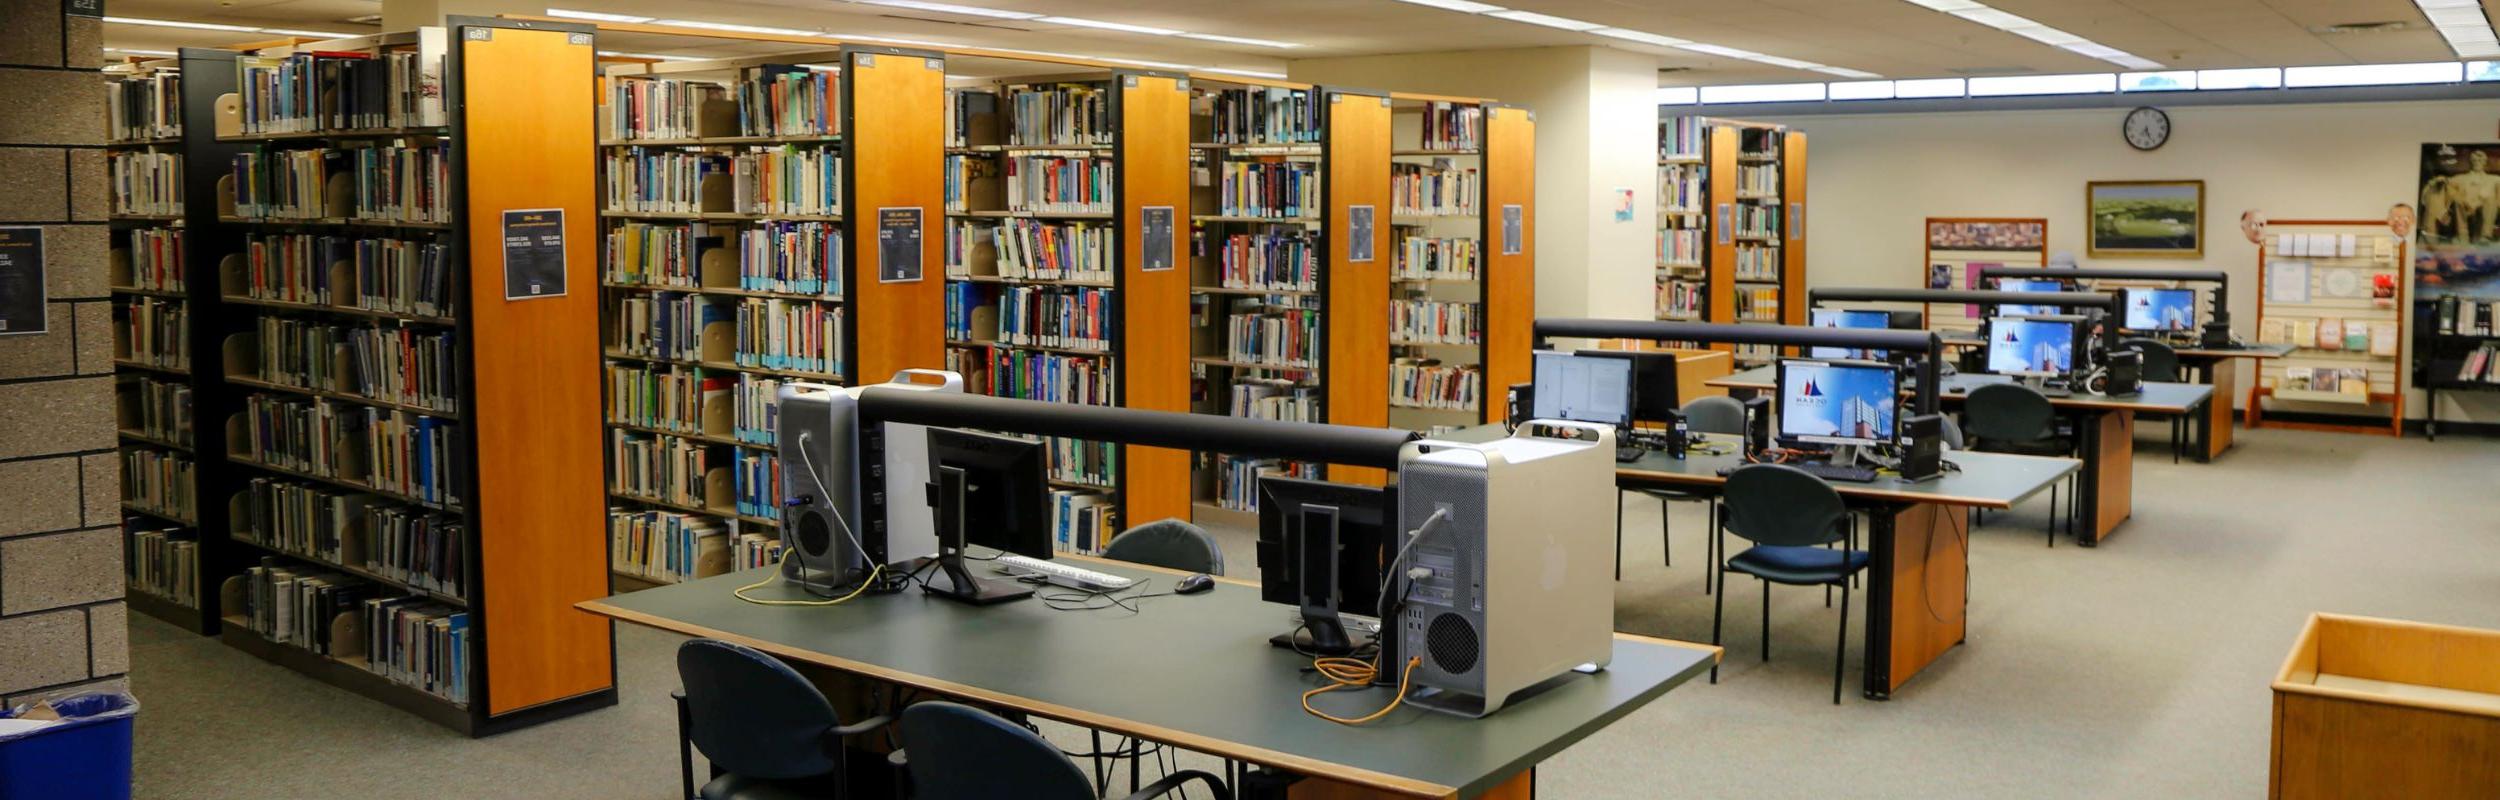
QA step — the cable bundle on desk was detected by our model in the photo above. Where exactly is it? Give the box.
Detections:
[1297,508,1450,726]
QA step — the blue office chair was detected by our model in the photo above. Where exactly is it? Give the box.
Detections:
[1712,464,1870,705]
[675,639,893,800]
[1617,396,1745,587]
[1100,518,1224,575]
[1962,382,2075,546]
[899,701,1231,800]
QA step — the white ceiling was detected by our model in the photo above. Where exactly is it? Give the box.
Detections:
[98,0,2500,86]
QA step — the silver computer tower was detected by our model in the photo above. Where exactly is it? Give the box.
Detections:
[1393,421,1618,718]
[775,370,963,590]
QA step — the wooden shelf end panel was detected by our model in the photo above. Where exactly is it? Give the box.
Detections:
[1481,106,1534,425]
[1119,72,1194,525]
[848,49,948,383]
[1325,90,1390,487]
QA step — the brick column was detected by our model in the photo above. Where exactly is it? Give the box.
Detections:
[0,0,128,704]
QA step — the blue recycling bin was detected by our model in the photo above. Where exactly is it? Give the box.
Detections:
[0,691,137,800]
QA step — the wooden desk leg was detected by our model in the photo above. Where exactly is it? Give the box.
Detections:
[2078,410,2134,546]
[1288,768,1533,799]
[1859,503,1966,700]
[2201,359,2237,462]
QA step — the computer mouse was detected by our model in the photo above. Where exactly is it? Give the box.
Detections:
[1175,574,1215,595]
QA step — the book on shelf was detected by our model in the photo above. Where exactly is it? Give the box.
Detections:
[602,147,723,214]
[734,450,784,517]
[734,374,779,445]
[1217,160,1319,219]
[229,148,337,220]
[608,428,719,509]
[1212,456,1319,512]
[1657,229,1703,267]
[128,525,200,605]
[1657,163,1703,211]
[107,71,183,141]
[2458,343,2500,382]
[364,595,469,703]
[1199,87,1319,145]
[347,142,452,223]
[609,508,731,583]
[1002,154,1112,215]
[1737,287,1781,322]
[242,232,455,316]
[949,285,1113,351]
[734,297,845,375]
[1390,298,1483,345]
[1389,358,1480,411]
[1657,280,1702,320]
[606,75,726,141]
[123,227,187,292]
[1418,101,1481,152]
[1732,203,1780,238]
[1736,164,1779,197]
[604,362,712,433]
[1049,489,1113,555]
[741,221,844,294]
[239,477,366,565]
[980,217,1113,283]
[247,317,460,410]
[1220,300,1318,367]
[612,292,719,362]
[947,345,1115,406]
[1005,83,1111,146]
[236,394,463,505]
[119,297,190,370]
[942,153,997,213]
[110,150,183,216]
[1659,117,1705,159]
[603,222,703,288]
[120,448,195,521]
[1391,234,1477,282]
[236,45,446,134]
[363,505,464,596]
[1047,438,1117,489]
[729,146,842,216]
[944,88,997,149]
[737,65,839,138]
[243,559,368,655]
[1736,244,1780,281]
[122,376,195,446]
[1390,158,1479,217]
[1229,378,1317,422]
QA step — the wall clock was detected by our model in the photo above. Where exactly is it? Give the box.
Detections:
[2123,106,2169,151]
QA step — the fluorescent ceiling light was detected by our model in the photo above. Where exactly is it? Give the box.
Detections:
[1180,32,1301,48]
[1656,86,1698,105]
[2058,42,2123,58]
[1904,0,1984,10]
[2194,68,2280,90]
[1908,1,2161,69]
[105,47,179,56]
[1967,72,2114,96]
[854,0,1039,19]
[651,19,826,36]
[1484,9,1604,31]
[1037,16,1179,35]
[546,8,654,23]
[2007,26,2083,46]
[2282,61,2462,88]
[1699,82,1825,104]
[2417,0,2480,7]
[1827,80,1895,100]
[1894,77,1965,97]
[1103,57,1194,69]
[102,16,258,32]
[2423,7,2488,27]
[1751,54,1823,69]
[1815,67,1883,79]
[1949,8,2033,29]
[1674,43,1760,59]
[2106,55,2162,70]
[1589,28,1688,47]
[2459,42,2500,58]
[598,50,701,61]
[260,28,359,38]
[1202,66,1289,79]
[1389,0,1509,12]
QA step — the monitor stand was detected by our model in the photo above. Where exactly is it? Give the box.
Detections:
[1270,505,1363,657]
[919,465,1032,606]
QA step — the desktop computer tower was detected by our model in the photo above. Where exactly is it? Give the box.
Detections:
[775,370,965,590]
[1392,421,1617,718]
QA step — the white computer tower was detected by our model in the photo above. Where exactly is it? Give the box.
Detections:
[1393,421,1618,718]
[775,370,963,588]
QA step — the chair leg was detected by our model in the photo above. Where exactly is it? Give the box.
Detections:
[2046,482,2058,547]
[1710,569,1727,683]
[1761,578,1771,663]
[1703,501,1718,595]
[1834,580,1851,705]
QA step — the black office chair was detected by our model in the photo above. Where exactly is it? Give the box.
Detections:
[899,701,1231,800]
[2120,337,2186,463]
[1640,396,1748,592]
[1710,464,1870,704]
[675,639,892,800]
[1099,518,1224,575]
[1962,383,2074,546]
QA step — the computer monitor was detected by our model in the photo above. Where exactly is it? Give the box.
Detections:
[1985,315,2084,378]
[1996,278,2064,316]
[1255,477,1392,656]
[1808,308,1891,359]
[922,427,1051,604]
[1572,349,1679,423]
[2124,288,2198,332]
[1530,351,1632,428]
[1774,358,1902,447]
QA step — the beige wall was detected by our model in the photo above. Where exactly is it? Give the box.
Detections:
[1755,98,2499,422]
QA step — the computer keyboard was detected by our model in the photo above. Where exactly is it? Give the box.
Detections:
[1791,462,1881,483]
[1616,446,1646,463]
[995,555,1136,592]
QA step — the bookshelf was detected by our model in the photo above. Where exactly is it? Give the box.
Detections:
[2248,220,2408,436]
[199,20,613,736]
[1387,96,1484,435]
[1656,116,1805,365]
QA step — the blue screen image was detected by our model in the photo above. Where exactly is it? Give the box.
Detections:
[1779,360,1899,444]
[1808,309,1891,359]
[2126,289,2196,331]
[1998,278,2062,316]
[1987,318,2076,375]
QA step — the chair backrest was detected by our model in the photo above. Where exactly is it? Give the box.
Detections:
[1100,518,1224,576]
[899,701,1094,800]
[1682,395,1747,435]
[2120,337,2180,382]
[677,639,844,781]
[1721,464,1850,548]
[1939,414,1965,450]
[1962,383,2055,444]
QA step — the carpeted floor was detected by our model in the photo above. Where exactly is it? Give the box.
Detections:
[125,427,2500,798]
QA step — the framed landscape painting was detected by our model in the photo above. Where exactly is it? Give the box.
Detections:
[2087,179,2204,257]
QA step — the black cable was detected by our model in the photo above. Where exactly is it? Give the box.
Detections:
[1036,580,1173,615]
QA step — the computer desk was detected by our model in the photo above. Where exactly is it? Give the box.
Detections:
[2171,343,2293,461]
[1607,433,2078,700]
[579,558,1721,799]
[1704,367,2211,546]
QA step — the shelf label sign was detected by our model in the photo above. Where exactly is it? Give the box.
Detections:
[0,227,46,335]
[1502,204,1524,255]
[1716,203,1733,245]
[1790,202,1805,240]
[1141,206,1175,272]
[1348,205,1375,263]
[501,209,567,300]
[879,207,925,283]
[64,0,102,18]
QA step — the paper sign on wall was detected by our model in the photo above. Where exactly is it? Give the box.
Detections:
[0,227,45,335]
[879,207,925,283]
[1141,206,1175,272]
[501,209,567,300]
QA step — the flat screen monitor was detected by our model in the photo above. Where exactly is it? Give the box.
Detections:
[1572,349,1680,423]
[1531,351,1632,428]
[1808,308,1892,359]
[1997,278,2064,316]
[1775,358,1901,447]
[1986,315,2084,377]
[1255,477,1392,655]
[922,427,1053,603]
[2124,288,2198,332]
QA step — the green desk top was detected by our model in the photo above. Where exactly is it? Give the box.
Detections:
[1705,366,2214,413]
[1616,434,2078,510]
[584,560,1719,798]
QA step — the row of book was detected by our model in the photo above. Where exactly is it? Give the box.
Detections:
[1732,203,1780,238]
[1212,456,1319,512]
[941,154,990,214]
[608,429,713,509]
[1734,343,1778,363]
[956,285,1115,351]
[1658,280,1703,320]
[1391,160,1479,217]
[124,227,186,292]
[1660,117,1706,159]
[121,376,194,446]
[731,146,842,216]
[609,509,729,583]
[347,143,453,224]
[1046,437,1118,489]
[612,293,708,361]
[1003,155,1113,215]
[2432,296,2500,336]
[606,77,721,141]
[948,345,1116,406]
[980,218,1115,283]
[229,148,331,219]
[107,71,181,142]
[365,595,470,704]
[1658,228,1703,267]
[236,50,447,133]
[249,317,461,412]
[236,395,464,506]
[739,65,840,139]
[120,298,189,370]
[1417,102,1482,152]
[1389,359,1480,411]
[241,233,456,317]
[1005,84,1112,146]
[2451,343,2500,382]
[1211,230,1320,291]
[1736,287,1781,322]
[120,448,195,521]
[2257,317,2400,356]
[1048,489,1115,555]
[1221,303,1320,367]
[1201,87,1320,145]
[1736,164,1779,197]
[603,221,700,288]
[242,559,365,656]
[742,221,845,295]
[1736,244,1780,281]
[1392,235,1479,282]
[732,298,845,376]
[1391,299,1482,345]
[127,525,199,605]
[110,151,182,216]
[603,147,715,214]
[605,363,711,434]
[2278,366,2377,397]
[1230,378,1317,422]
[1215,161,1319,220]
[1658,163,1704,211]
[734,374,779,445]
[236,476,465,597]
[733,450,784,518]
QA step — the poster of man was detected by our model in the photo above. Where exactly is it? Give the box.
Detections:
[2415,144,2500,303]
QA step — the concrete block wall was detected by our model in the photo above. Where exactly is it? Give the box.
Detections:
[0,0,127,705]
